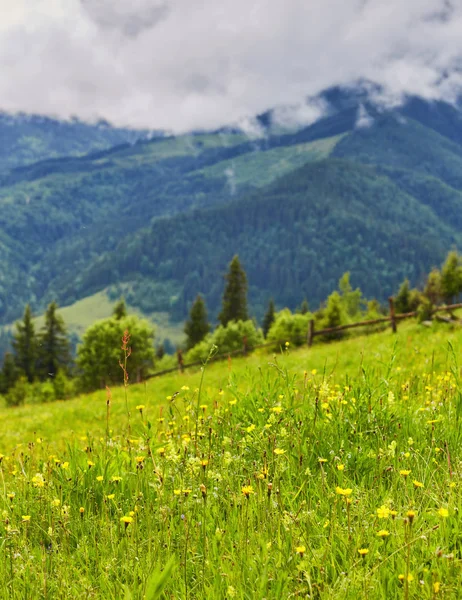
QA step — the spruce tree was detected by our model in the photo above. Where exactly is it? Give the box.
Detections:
[185,295,210,350]
[298,299,309,315]
[38,301,71,379]
[0,352,18,394]
[113,297,127,320]
[262,298,275,338]
[395,279,411,314]
[12,304,37,383]
[218,255,248,326]
[424,268,442,306]
[440,251,462,304]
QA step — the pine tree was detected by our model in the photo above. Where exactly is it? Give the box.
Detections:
[185,295,210,350]
[440,251,462,304]
[321,291,345,340]
[395,279,411,314]
[12,304,37,383]
[218,255,248,326]
[424,268,442,306]
[298,299,309,315]
[0,352,18,394]
[38,302,71,379]
[156,343,165,361]
[262,298,275,338]
[113,297,127,320]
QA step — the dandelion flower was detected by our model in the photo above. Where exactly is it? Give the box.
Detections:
[241,485,254,498]
[377,530,390,538]
[295,545,306,555]
[337,464,345,471]
[120,516,133,527]
[22,515,31,522]
[335,486,352,496]
[358,548,369,556]
[376,505,390,519]
[274,448,285,456]
[398,574,414,582]
[406,510,416,524]
[438,507,449,518]
[399,469,411,477]
[413,480,424,488]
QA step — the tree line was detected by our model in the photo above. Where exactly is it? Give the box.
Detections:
[3,249,462,406]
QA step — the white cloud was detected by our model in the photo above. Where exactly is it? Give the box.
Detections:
[355,104,374,129]
[0,0,461,132]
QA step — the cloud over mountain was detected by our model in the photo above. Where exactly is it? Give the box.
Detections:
[1,0,462,131]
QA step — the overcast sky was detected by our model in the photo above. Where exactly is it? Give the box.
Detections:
[0,0,461,132]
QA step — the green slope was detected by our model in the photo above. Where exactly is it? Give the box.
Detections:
[4,96,462,331]
[199,134,345,188]
[60,158,459,320]
[1,290,185,356]
[0,113,144,171]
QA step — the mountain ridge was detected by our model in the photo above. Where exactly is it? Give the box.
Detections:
[1,87,462,333]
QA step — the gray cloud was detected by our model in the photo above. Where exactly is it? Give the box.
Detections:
[1,0,462,132]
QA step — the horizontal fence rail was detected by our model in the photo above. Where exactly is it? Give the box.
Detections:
[145,300,462,380]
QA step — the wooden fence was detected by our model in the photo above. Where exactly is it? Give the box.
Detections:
[146,299,462,380]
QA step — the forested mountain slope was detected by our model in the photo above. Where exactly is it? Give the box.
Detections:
[58,158,458,320]
[2,88,462,327]
[0,113,147,172]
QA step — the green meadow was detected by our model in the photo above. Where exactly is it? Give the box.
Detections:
[0,320,461,598]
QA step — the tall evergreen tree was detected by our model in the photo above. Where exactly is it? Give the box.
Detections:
[297,299,309,315]
[440,251,462,304]
[185,295,210,350]
[262,298,276,338]
[113,297,127,320]
[0,352,18,394]
[395,279,411,314]
[424,268,442,306]
[12,304,37,383]
[218,255,248,326]
[38,301,71,379]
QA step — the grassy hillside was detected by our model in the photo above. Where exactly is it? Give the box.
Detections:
[199,134,345,188]
[0,317,459,449]
[0,320,461,598]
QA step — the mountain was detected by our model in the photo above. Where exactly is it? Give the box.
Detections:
[0,112,148,172]
[1,86,462,335]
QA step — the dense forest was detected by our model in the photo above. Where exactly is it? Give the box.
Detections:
[1,87,462,328]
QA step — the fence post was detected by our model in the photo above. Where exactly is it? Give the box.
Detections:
[388,297,397,333]
[243,336,248,356]
[177,349,185,373]
[308,319,315,346]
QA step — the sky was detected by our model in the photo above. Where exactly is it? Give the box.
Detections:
[0,0,462,132]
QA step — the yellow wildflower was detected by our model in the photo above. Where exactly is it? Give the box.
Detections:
[376,505,390,519]
[241,485,254,498]
[335,486,352,496]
